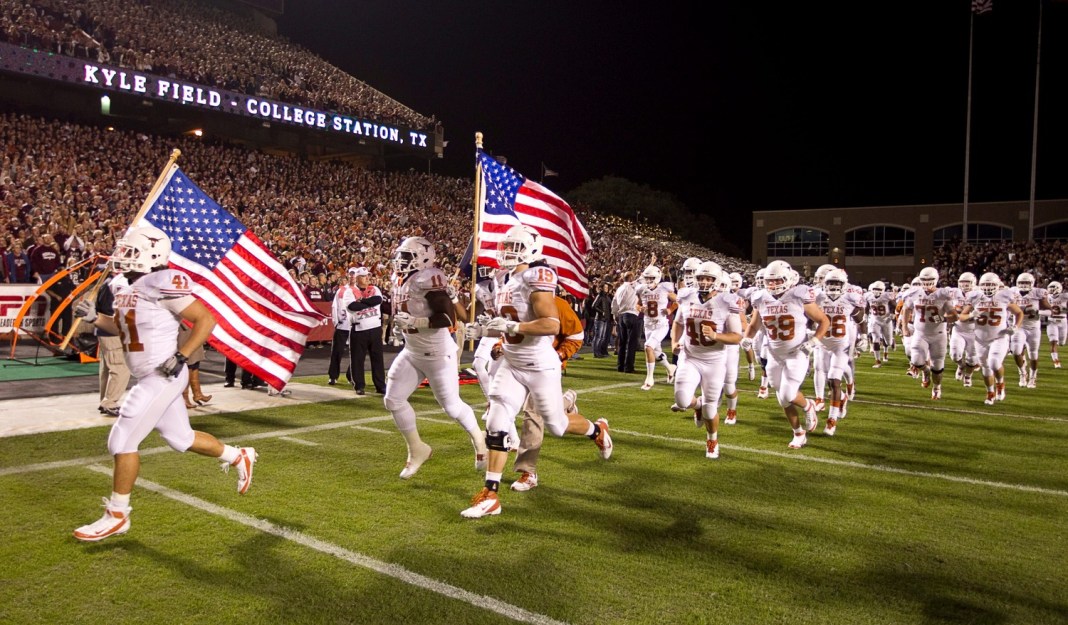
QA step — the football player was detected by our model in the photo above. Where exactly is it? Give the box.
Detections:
[71,226,256,542]
[384,236,488,480]
[636,264,678,390]
[865,281,895,368]
[461,225,612,518]
[901,267,957,399]
[741,260,829,449]
[949,272,980,387]
[815,269,865,435]
[1008,272,1050,388]
[1045,281,1066,368]
[670,264,744,458]
[957,273,1023,405]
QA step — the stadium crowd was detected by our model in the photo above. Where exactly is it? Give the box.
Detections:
[933,239,1068,288]
[0,0,436,130]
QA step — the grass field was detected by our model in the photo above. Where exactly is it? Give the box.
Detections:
[2,345,1067,625]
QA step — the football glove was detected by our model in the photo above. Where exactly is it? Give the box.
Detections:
[393,312,429,331]
[797,337,821,356]
[856,335,870,353]
[484,316,520,336]
[463,323,485,341]
[928,313,944,324]
[1005,325,1018,336]
[157,351,188,378]
[73,299,97,323]
[739,337,754,351]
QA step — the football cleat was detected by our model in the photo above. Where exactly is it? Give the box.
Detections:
[1018,376,1027,388]
[872,361,882,368]
[757,386,769,399]
[1026,373,1037,389]
[931,386,942,400]
[460,487,501,518]
[220,447,258,495]
[920,373,930,389]
[562,389,578,414]
[669,402,685,412]
[788,432,808,449]
[955,367,963,381]
[962,375,973,387]
[1053,360,1062,369]
[813,398,825,412]
[847,383,856,400]
[73,498,131,542]
[640,381,653,391]
[705,439,720,459]
[984,391,996,406]
[824,417,837,436]
[694,408,705,428]
[803,400,818,433]
[594,418,613,459]
[995,383,1006,401]
[399,442,433,479]
[724,409,737,425]
[510,471,538,492]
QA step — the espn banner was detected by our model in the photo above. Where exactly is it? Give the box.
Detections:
[0,284,49,340]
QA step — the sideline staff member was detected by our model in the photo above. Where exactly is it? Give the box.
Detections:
[347,267,386,395]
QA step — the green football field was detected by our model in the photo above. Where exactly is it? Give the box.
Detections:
[2,346,1066,625]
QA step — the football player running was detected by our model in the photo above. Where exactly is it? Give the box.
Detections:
[670,264,744,458]
[949,272,981,387]
[384,236,488,480]
[1045,281,1067,368]
[901,268,957,399]
[815,269,866,435]
[636,264,678,390]
[461,225,612,518]
[1008,273,1051,388]
[72,226,256,542]
[865,281,895,368]
[728,272,757,382]
[957,273,1023,405]
[741,260,829,449]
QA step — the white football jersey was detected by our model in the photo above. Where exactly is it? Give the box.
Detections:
[903,287,956,336]
[392,266,455,356]
[1049,292,1068,321]
[636,282,675,328]
[112,269,197,379]
[475,280,497,315]
[494,264,559,369]
[675,291,742,360]
[816,290,864,351]
[749,284,816,359]
[965,290,1017,344]
[865,291,895,320]
[1011,287,1047,330]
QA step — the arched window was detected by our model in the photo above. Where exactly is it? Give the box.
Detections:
[845,225,914,257]
[933,223,1012,245]
[1033,221,1068,241]
[766,228,828,257]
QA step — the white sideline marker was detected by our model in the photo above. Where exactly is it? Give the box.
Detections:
[84,464,570,625]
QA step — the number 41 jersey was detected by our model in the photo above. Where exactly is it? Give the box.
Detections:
[112,269,197,379]
[749,284,816,360]
[494,264,558,369]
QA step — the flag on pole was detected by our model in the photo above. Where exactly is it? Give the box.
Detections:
[457,236,475,279]
[476,149,591,298]
[971,0,992,14]
[139,164,326,390]
[541,162,559,178]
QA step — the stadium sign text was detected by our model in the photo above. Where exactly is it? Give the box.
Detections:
[0,42,431,153]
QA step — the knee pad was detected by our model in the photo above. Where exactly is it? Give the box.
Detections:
[485,430,509,452]
[724,383,736,396]
[931,367,944,376]
[383,394,408,413]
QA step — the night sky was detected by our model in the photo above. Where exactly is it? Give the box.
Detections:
[276,1,1068,256]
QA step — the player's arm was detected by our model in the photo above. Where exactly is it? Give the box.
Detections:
[424,290,457,328]
[850,306,866,326]
[957,303,975,322]
[803,302,830,341]
[712,311,743,345]
[670,316,684,353]
[520,290,562,336]
[1007,302,1024,329]
[901,303,914,335]
[177,299,216,358]
[742,311,764,339]
[88,310,120,335]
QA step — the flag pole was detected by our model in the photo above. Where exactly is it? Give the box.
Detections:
[962,9,976,244]
[468,133,485,347]
[1027,0,1043,242]
[58,148,182,350]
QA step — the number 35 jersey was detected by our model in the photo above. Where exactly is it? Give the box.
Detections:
[749,285,816,360]
[675,292,742,361]
[392,266,454,356]
[112,269,197,379]
[494,264,558,369]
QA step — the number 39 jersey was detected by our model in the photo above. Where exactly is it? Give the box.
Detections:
[112,269,196,379]
[636,282,676,329]
[749,285,816,360]
[495,264,559,369]
[675,292,742,360]
[392,266,454,356]
[965,289,1016,344]
[816,291,864,352]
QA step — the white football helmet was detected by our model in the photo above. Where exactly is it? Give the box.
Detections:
[755,268,766,290]
[814,263,837,286]
[958,272,976,293]
[392,236,436,276]
[680,257,702,288]
[979,272,1000,296]
[728,272,743,292]
[823,268,848,299]
[1047,281,1062,296]
[476,264,496,280]
[788,269,800,288]
[764,260,792,296]
[870,281,886,297]
[918,267,938,292]
[496,225,542,270]
[641,265,662,287]
[111,225,171,273]
[694,262,721,295]
[1016,272,1035,293]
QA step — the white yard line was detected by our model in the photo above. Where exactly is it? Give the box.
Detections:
[278,436,320,446]
[83,464,570,625]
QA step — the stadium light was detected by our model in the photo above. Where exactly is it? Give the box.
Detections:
[100,95,110,115]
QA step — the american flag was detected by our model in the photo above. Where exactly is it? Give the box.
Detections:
[139,164,325,390]
[476,150,591,298]
[971,0,992,15]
